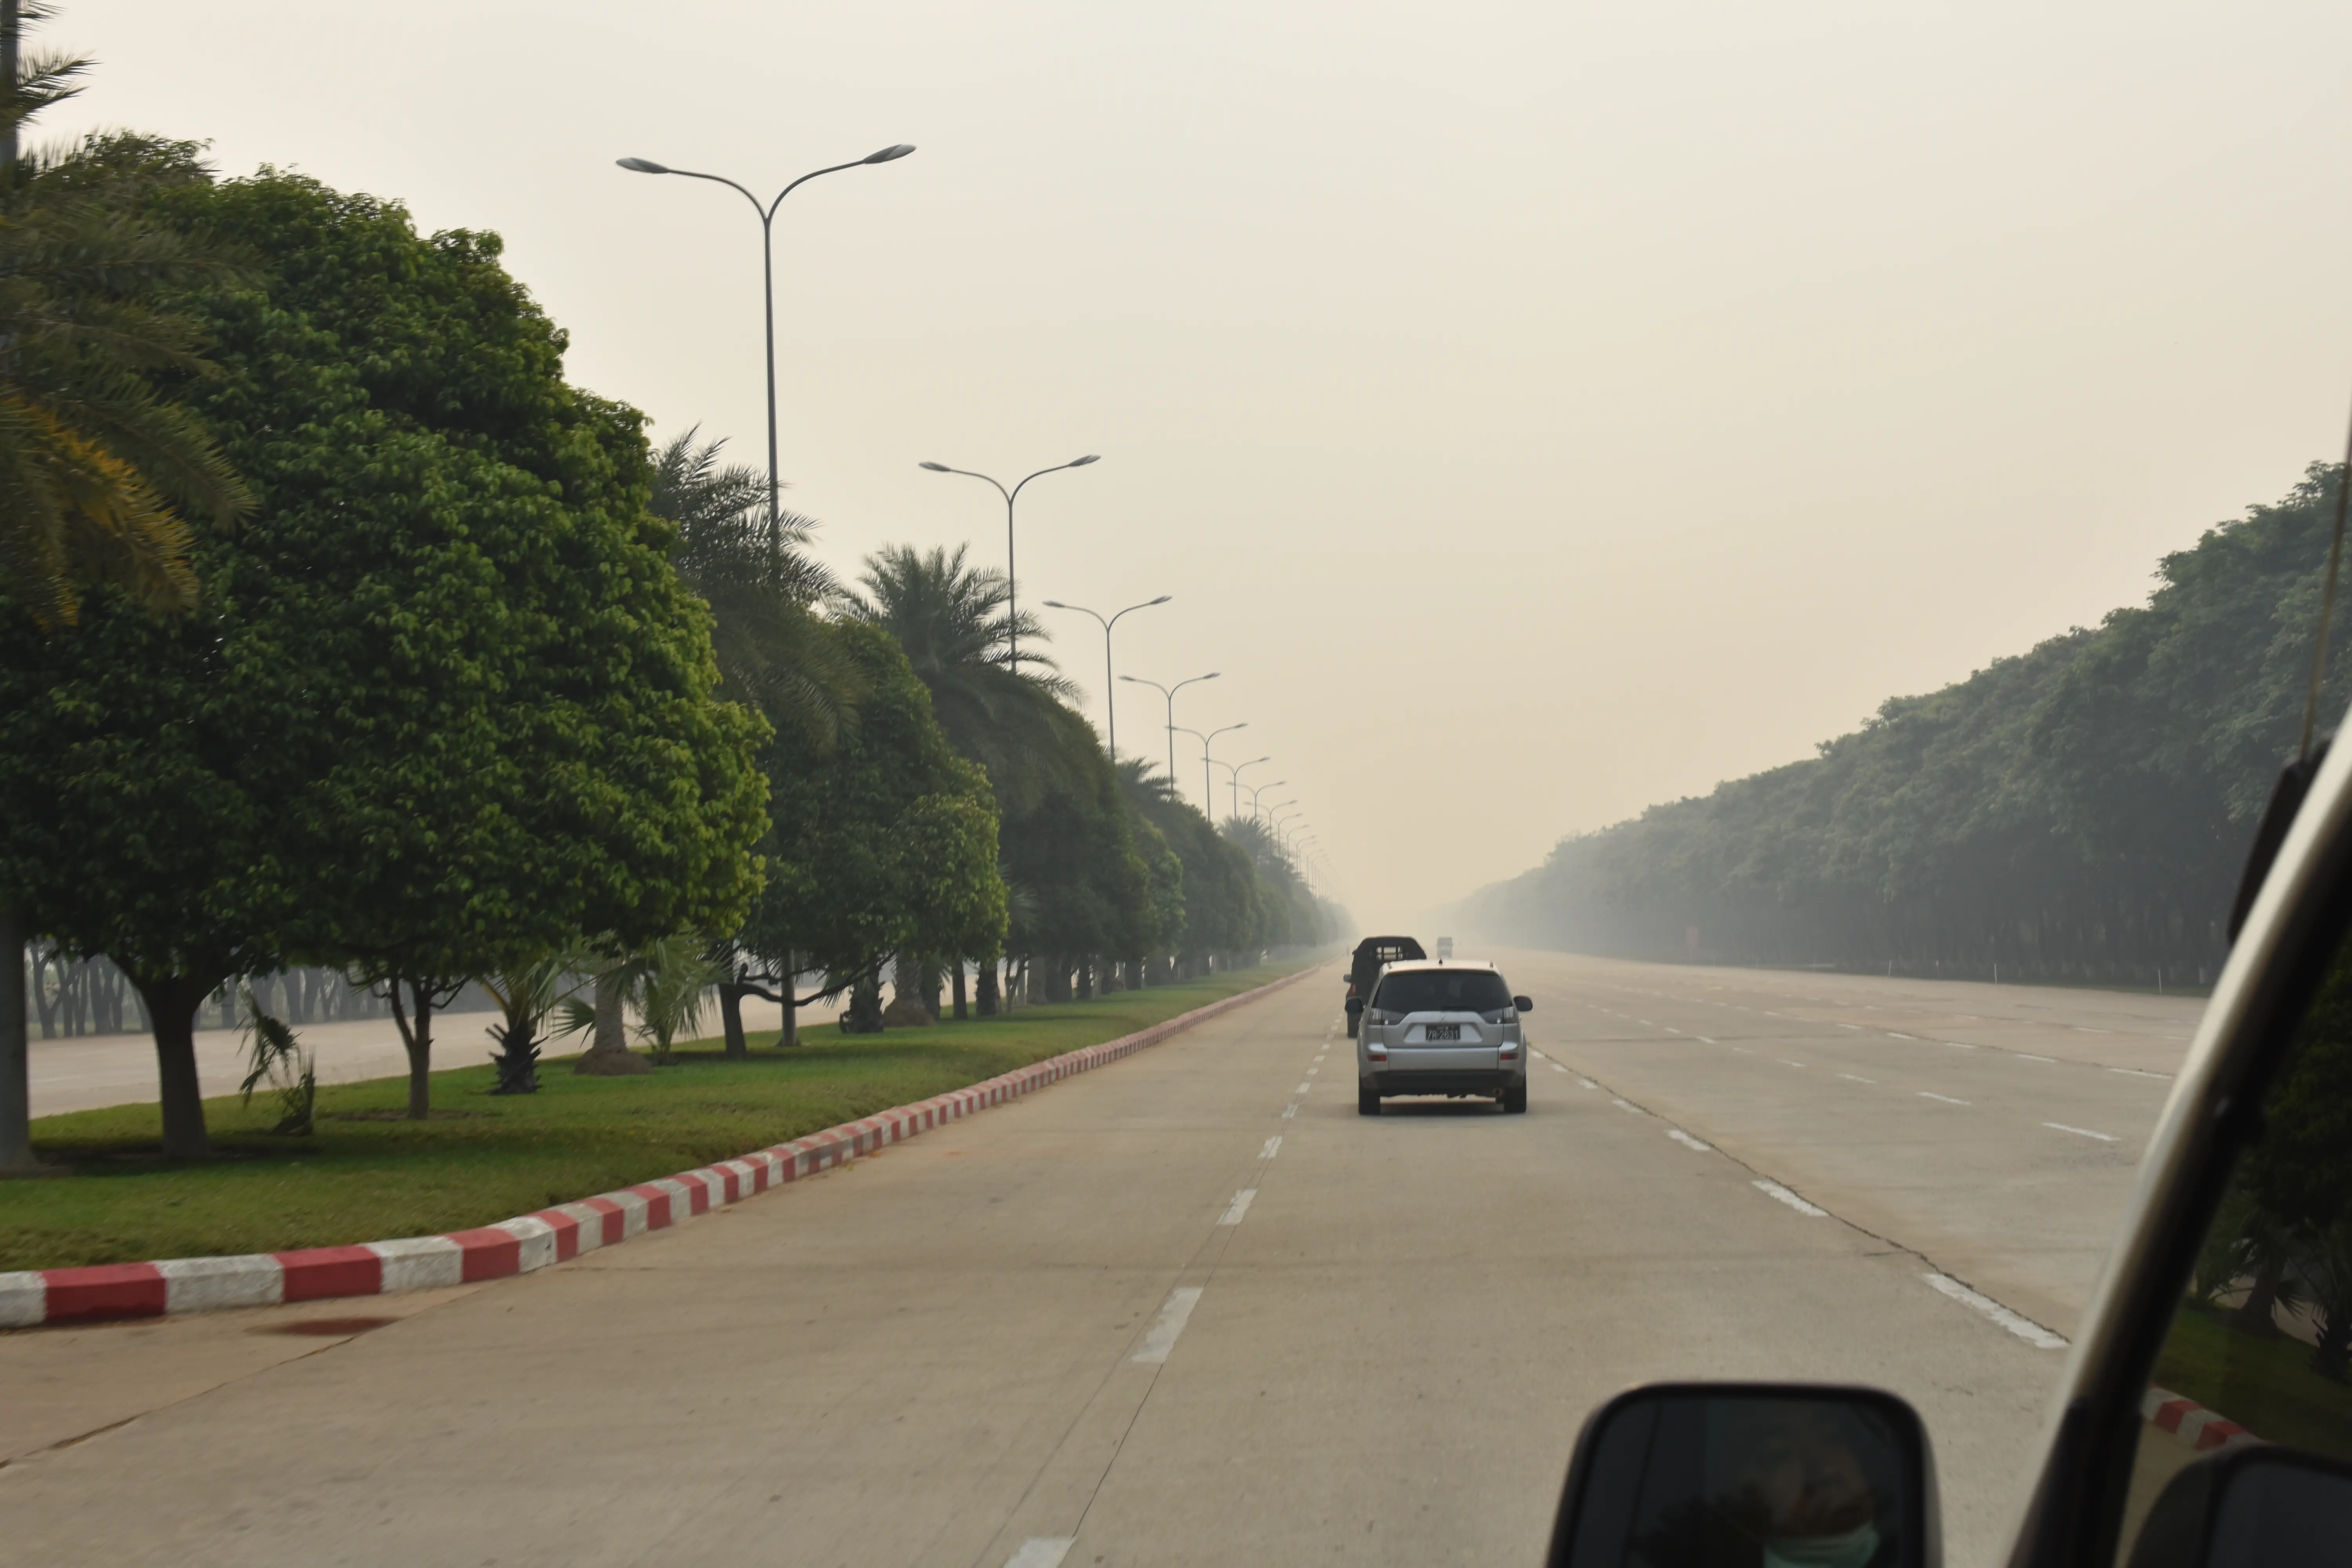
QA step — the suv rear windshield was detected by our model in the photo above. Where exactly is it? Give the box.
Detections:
[1372,970,1512,1014]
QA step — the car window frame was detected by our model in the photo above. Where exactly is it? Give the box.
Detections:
[2002,729,2352,1568]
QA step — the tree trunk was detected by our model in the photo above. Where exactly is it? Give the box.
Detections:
[782,959,798,1047]
[975,962,998,1018]
[0,902,41,1172]
[573,969,650,1075]
[2316,1300,2352,1383]
[388,975,437,1121]
[2233,1249,2288,1339]
[128,969,216,1159]
[719,980,750,1059]
[951,962,969,1021]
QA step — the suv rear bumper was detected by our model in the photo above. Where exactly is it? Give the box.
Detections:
[1364,1068,1526,1098]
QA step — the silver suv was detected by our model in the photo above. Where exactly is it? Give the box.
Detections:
[1354,959,1533,1115]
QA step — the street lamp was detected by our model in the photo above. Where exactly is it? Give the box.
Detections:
[1173,723,1249,818]
[1244,779,1286,819]
[1212,755,1270,823]
[1121,671,1218,792]
[1043,595,1169,762]
[617,143,914,546]
[1261,795,1296,826]
[920,456,1101,671]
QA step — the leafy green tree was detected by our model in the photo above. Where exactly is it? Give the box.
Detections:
[738,619,1005,1030]
[1,165,768,1151]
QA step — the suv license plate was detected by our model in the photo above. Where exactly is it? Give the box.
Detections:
[1424,1024,1461,1042]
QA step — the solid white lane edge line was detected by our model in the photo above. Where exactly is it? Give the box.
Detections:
[1005,1540,1075,1568]
[1132,1287,1205,1364]
[1919,1092,1971,1105]
[1922,1272,2069,1349]
[1261,1136,1282,1159]
[2045,1122,2120,1142]
[1218,1189,1258,1226]
[1668,1128,1713,1152]
[1837,1073,1877,1084]
[1753,1180,1828,1217]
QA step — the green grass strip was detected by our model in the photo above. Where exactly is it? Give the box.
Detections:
[2,963,1312,1272]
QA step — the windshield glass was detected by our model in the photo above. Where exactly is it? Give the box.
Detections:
[1373,970,1512,1014]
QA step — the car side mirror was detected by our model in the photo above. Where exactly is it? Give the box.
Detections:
[1514,995,1534,1013]
[1547,1383,1940,1568]
[2127,1445,2352,1568]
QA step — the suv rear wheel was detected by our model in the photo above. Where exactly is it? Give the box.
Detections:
[1502,1083,1528,1114]
[1357,1084,1380,1116]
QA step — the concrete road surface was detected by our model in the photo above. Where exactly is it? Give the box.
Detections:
[0,956,2199,1567]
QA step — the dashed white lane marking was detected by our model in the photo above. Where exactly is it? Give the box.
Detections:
[1306,1067,1319,1076]
[2045,1122,2119,1143]
[2111,1067,2173,1080]
[1943,1040,1978,1050]
[1132,1286,1205,1363]
[1667,1129,1713,1152]
[1282,1103,1298,1119]
[1005,1539,1075,1568]
[1886,1033,1915,1040]
[1922,1272,2068,1349]
[1837,1073,1877,1084]
[1549,1063,1569,1073]
[1637,1018,1654,1025]
[1695,1035,1717,1044]
[1919,1091,1970,1106]
[1610,1098,1642,1114]
[1664,1027,1683,1035]
[1219,1189,1258,1225]
[2073,1026,2113,1034]
[1296,1082,1311,1094]
[1731,1047,1754,1055]
[2018,1054,2056,1063]
[1838,1024,1861,1031]
[1260,1136,1283,1159]
[1753,1180,1828,1217]
[1780,1060,1806,1069]
[1576,1077,1599,1090]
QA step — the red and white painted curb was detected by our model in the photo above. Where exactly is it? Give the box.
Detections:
[0,965,1322,1329]
[2142,1385,2259,1451]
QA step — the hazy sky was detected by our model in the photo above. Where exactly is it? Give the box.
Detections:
[49,1,2352,928]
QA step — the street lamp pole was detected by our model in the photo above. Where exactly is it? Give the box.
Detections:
[921,457,1101,672]
[1042,596,1170,762]
[1214,755,1271,823]
[1245,780,1286,819]
[1174,723,1248,820]
[617,144,915,546]
[1120,671,1218,793]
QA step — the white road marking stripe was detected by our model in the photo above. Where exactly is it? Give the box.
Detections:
[1918,1092,1970,1105]
[1549,1063,1568,1073]
[1218,1189,1257,1225]
[1577,1077,1599,1089]
[1611,1098,1642,1114]
[1922,1272,2068,1349]
[1282,1103,1298,1118]
[1838,1024,1860,1031]
[1731,1047,1753,1054]
[1837,1073,1876,1084]
[2073,1027,2112,1034]
[1306,1067,1319,1075]
[1260,1136,1283,1159]
[2111,1067,2173,1080]
[1780,1060,1806,1069]
[1753,1180,1827,1216]
[2045,1122,2119,1142]
[1943,1040,1978,1050]
[1132,1286,1205,1363]
[2018,1054,2055,1063]
[1664,1027,1683,1035]
[1637,1018,1653,1025]
[1668,1129,1713,1152]
[1695,1035,1717,1044]
[1296,1082,1311,1093]
[1886,1033,1915,1040]
[1005,1539,1075,1568]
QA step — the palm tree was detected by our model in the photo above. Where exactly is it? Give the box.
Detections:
[652,427,856,745]
[0,9,252,630]
[848,542,1094,813]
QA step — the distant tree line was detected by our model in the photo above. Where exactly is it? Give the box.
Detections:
[0,24,1340,1167]
[1459,465,2352,986]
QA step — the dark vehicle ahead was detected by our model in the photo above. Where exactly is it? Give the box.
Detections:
[1343,934,1425,1036]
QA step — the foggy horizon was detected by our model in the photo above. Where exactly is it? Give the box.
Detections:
[48,0,2352,931]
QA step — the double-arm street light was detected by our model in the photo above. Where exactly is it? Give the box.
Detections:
[1174,723,1249,820]
[1042,596,1169,762]
[617,143,914,544]
[1212,755,1270,823]
[1120,671,1218,791]
[921,457,1100,671]
[1244,778,1286,819]
[1260,794,1296,827]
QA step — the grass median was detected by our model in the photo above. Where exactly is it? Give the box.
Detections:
[2,961,1314,1272]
